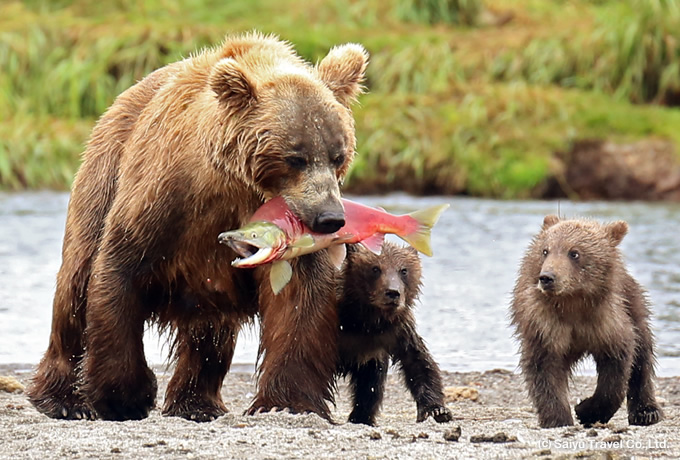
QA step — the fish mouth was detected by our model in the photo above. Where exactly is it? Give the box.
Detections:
[218,232,274,267]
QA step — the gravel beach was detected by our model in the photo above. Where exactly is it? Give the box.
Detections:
[1,364,678,459]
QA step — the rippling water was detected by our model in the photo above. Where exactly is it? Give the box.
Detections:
[2,192,679,375]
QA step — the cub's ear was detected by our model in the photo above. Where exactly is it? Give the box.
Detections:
[605,220,628,246]
[210,58,257,110]
[542,214,560,230]
[316,43,369,107]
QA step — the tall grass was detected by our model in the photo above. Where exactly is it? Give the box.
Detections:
[2,0,680,196]
[491,0,680,104]
[394,0,482,25]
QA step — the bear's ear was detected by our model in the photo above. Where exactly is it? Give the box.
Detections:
[605,220,628,246]
[542,215,560,230]
[210,58,257,110]
[316,43,369,107]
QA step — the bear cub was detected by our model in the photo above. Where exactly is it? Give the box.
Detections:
[336,242,452,425]
[511,215,663,428]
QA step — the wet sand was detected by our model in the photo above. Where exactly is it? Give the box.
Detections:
[1,364,678,459]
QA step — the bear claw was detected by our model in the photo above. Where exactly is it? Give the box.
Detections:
[417,404,453,423]
[629,405,663,426]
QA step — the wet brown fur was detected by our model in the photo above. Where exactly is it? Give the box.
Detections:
[27,32,368,422]
[336,243,452,425]
[511,215,663,428]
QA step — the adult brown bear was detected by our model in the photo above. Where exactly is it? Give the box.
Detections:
[27,32,368,422]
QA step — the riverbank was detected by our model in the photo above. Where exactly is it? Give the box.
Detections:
[1,364,677,459]
[2,0,680,198]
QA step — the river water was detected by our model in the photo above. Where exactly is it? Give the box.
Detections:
[1,192,679,375]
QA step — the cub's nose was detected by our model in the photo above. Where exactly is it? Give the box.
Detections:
[385,289,401,301]
[312,212,345,234]
[538,272,555,290]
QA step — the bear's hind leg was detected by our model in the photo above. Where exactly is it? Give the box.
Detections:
[163,314,238,422]
[627,330,663,425]
[27,261,93,419]
[347,358,388,426]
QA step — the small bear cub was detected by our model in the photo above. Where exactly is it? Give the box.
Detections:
[336,242,452,426]
[511,215,663,428]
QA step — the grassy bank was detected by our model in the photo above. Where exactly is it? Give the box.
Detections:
[1,0,680,197]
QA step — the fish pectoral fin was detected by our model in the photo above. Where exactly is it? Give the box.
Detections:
[328,244,347,269]
[270,261,293,295]
[291,234,315,249]
[359,233,385,254]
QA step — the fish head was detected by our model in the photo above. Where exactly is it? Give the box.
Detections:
[218,222,287,268]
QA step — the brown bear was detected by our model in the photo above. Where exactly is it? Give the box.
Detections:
[510,215,663,428]
[26,32,369,422]
[336,242,452,425]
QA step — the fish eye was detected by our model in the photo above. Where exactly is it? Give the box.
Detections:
[251,232,258,239]
[569,250,580,260]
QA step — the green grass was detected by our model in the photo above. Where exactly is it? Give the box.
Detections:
[1,0,680,196]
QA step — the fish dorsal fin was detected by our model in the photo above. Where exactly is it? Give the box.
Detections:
[291,234,315,249]
[270,261,293,295]
[328,244,347,269]
[360,233,385,254]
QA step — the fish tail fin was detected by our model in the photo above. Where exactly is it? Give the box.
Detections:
[398,204,450,257]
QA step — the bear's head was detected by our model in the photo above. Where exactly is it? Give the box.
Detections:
[209,35,369,234]
[531,215,628,298]
[343,243,422,319]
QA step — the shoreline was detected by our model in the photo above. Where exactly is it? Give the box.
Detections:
[1,365,678,459]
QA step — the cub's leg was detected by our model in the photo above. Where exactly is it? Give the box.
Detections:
[627,324,663,425]
[522,345,573,428]
[396,335,452,423]
[347,357,389,426]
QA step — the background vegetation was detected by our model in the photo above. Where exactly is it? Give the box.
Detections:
[1,0,679,197]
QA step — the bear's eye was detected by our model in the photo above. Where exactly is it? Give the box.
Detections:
[372,266,381,275]
[400,268,408,277]
[542,249,549,257]
[331,153,345,168]
[568,250,580,260]
[285,156,308,170]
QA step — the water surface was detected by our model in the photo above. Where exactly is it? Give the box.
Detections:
[2,192,679,375]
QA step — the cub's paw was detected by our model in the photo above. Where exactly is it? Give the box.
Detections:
[417,404,453,423]
[575,397,616,427]
[629,403,663,426]
[348,410,377,426]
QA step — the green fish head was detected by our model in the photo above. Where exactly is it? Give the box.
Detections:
[218,221,286,267]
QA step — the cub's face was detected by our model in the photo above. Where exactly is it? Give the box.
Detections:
[532,215,628,297]
[345,243,422,317]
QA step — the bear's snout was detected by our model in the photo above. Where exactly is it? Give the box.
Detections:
[538,271,556,293]
[312,211,345,234]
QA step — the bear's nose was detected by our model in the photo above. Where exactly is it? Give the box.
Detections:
[312,212,345,234]
[538,272,555,290]
[385,289,401,301]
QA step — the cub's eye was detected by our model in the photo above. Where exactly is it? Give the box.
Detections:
[331,154,345,168]
[400,268,408,276]
[568,250,580,260]
[285,156,307,169]
[372,266,381,275]
[542,249,549,256]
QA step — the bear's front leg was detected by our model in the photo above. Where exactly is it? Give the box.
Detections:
[248,254,338,419]
[81,246,157,421]
[347,358,389,426]
[395,335,452,424]
[163,314,240,422]
[576,351,632,427]
[521,344,574,428]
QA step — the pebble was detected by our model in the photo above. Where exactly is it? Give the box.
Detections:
[443,426,462,442]
[0,376,24,393]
